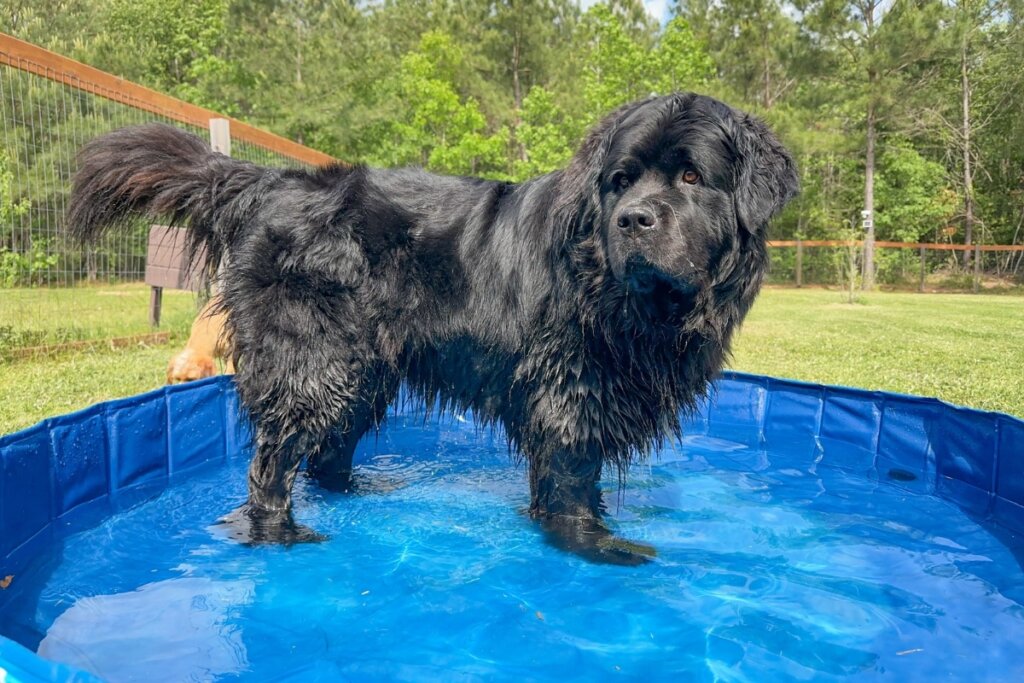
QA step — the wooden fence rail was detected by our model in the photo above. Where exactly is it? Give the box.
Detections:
[769,239,1024,293]
[0,32,335,167]
[3,32,1021,295]
[2,32,340,289]
[768,239,1024,252]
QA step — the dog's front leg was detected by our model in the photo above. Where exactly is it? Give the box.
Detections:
[218,428,326,545]
[528,447,655,566]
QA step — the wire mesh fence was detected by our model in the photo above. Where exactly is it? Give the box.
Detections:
[1,66,201,287]
[2,33,1022,359]
[0,33,333,356]
[767,241,1024,292]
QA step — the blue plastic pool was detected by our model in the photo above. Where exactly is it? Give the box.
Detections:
[1,373,1023,681]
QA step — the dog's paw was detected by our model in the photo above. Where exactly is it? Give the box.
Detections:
[593,534,657,566]
[214,503,327,546]
[538,514,656,567]
[306,468,355,493]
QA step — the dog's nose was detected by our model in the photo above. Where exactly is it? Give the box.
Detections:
[616,207,657,233]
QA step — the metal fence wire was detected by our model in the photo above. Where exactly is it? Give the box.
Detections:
[1,34,1022,356]
[767,240,1024,291]
[1,65,200,286]
[0,33,333,353]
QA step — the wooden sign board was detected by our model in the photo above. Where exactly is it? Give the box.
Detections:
[145,225,207,292]
[145,225,209,327]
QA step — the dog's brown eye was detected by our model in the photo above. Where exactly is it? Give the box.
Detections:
[681,170,700,185]
[613,172,631,190]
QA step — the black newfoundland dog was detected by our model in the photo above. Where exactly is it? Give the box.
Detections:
[68,93,798,565]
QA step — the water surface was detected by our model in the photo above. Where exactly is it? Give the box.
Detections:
[3,415,1023,681]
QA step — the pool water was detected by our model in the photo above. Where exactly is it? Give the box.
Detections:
[2,414,1023,682]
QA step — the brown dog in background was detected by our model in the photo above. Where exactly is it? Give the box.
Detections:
[166,297,234,384]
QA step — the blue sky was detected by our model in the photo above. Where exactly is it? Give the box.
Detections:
[644,0,672,21]
[579,1,673,23]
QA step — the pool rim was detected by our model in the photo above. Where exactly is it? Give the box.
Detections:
[1,371,1022,681]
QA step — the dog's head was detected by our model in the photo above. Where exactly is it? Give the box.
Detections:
[166,348,217,384]
[556,93,798,302]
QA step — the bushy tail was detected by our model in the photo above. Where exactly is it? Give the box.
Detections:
[67,123,267,271]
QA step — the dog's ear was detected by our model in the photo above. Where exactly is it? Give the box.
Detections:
[551,99,650,241]
[730,113,799,234]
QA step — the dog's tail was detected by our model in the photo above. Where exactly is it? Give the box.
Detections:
[67,123,268,270]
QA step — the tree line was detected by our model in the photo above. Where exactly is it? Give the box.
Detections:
[3,0,1024,286]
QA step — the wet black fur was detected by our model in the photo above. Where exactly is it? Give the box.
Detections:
[68,93,798,564]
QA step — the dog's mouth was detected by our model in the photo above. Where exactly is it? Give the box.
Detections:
[623,255,697,296]
[619,255,699,322]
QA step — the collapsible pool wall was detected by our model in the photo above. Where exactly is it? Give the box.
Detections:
[1,372,1023,681]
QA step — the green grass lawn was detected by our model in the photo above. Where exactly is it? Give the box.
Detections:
[0,283,196,351]
[1,287,1021,435]
[0,283,196,432]
[0,343,183,432]
[730,287,1024,415]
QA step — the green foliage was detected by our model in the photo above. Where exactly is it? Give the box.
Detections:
[0,149,51,287]
[0,240,58,288]
[676,0,799,107]
[101,0,236,111]
[578,5,713,122]
[792,149,863,238]
[875,141,958,242]
[363,32,510,178]
[831,225,863,303]
[2,0,1024,288]
[0,150,30,225]
[652,16,715,94]
[513,86,579,179]
[580,4,653,115]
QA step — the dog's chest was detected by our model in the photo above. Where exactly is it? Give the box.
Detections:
[402,337,521,418]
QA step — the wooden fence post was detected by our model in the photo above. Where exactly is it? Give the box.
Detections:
[209,118,231,156]
[795,238,803,288]
[919,246,926,293]
[149,286,163,327]
[973,243,982,293]
[209,118,231,296]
